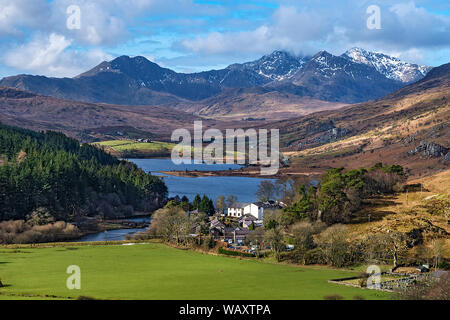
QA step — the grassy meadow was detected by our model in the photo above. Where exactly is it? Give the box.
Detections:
[95,140,176,152]
[0,243,389,300]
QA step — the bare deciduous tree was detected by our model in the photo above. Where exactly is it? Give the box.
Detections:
[431,238,445,269]
[316,224,349,267]
[256,181,278,202]
[379,231,407,268]
[149,206,189,244]
[264,226,284,262]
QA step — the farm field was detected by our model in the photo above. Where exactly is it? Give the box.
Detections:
[95,139,176,152]
[93,139,177,158]
[0,243,389,300]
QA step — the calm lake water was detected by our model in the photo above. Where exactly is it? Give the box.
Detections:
[129,158,275,203]
[75,227,148,242]
[76,159,275,242]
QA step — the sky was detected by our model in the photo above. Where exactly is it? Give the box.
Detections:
[0,0,448,78]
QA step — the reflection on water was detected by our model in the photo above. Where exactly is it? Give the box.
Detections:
[129,158,243,172]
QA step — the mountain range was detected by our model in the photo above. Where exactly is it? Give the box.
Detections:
[0,48,431,115]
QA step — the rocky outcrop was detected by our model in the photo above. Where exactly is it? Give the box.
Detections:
[445,153,450,162]
[402,132,418,145]
[408,141,448,158]
[312,127,350,144]
[298,125,350,150]
[406,228,423,247]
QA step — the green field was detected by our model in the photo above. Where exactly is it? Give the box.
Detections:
[95,140,176,152]
[0,243,389,300]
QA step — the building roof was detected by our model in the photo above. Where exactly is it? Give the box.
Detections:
[228,201,286,210]
[254,200,285,209]
[239,214,258,222]
[210,217,225,229]
[228,202,251,209]
[224,227,250,236]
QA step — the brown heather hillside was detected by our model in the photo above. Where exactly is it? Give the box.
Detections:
[0,87,239,142]
[348,170,450,261]
[185,87,347,121]
[269,63,450,179]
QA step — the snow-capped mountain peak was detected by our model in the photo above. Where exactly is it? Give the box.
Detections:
[342,47,431,83]
[241,50,307,81]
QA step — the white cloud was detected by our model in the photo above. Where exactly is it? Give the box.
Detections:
[3,33,112,77]
[179,2,450,63]
[180,6,332,56]
[0,0,48,36]
[2,0,223,47]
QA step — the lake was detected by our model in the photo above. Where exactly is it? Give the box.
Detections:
[129,158,276,203]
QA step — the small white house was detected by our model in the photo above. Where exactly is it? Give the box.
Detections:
[227,203,264,220]
[227,205,245,218]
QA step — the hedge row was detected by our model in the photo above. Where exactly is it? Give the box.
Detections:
[218,247,254,257]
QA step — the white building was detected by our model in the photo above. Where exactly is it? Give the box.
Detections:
[227,206,245,218]
[227,203,264,220]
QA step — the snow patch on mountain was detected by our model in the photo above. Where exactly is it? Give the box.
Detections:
[342,48,431,83]
[240,51,306,81]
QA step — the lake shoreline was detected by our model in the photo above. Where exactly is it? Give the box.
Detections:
[157,169,281,179]
[125,157,283,178]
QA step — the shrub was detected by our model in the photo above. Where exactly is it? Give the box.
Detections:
[26,207,55,226]
[421,199,450,216]
[0,220,80,244]
[218,247,254,258]
[304,248,326,265]
[437,260,450,270]
[203,236,216,250]
[129,231,152,241]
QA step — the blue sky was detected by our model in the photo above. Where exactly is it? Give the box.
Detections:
[0,0,449,78]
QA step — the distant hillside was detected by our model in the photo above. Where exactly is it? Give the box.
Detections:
[0,87,222,142]
[186,87,347,121]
